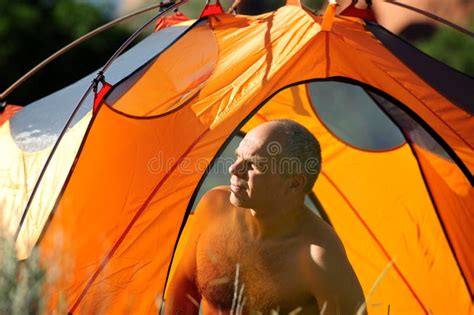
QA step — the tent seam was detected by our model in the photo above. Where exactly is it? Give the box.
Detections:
[365,89,473,297]
[369,52,474,151]
[321,171,429,314]
[68,127,210,313]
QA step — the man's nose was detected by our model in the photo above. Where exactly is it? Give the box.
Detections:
[229,159,245,176]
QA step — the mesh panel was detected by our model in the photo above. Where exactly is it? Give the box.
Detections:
[308,81,405,151]
[369,91,450,160]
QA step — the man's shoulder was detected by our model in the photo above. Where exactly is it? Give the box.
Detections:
[200,185,231,204]
[194,185,232,218]
[207,185,231,194]
[300,215,348,271]
[299,216,366,313]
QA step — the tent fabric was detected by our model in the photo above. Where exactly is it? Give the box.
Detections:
[411,144,474,292]
[40,104,233,314]
[0,21,196,259]
[0,113,91,259]
[0,4,471,314]
[36,6,473,314]
[372,92,474,296]
[105,22,218,117]
[40,8,323,312]
[317,16,474,178]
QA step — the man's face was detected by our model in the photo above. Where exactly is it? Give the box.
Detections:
[228,125,289,209]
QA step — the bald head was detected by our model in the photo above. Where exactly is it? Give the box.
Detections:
[245,119,322,192]
[245,121,287,147]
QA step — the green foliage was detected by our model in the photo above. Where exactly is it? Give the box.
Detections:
[0,235,45,315]
[415,17,474,76]
[0,0,131,105]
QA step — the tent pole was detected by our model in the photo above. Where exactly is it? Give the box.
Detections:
[100,0,188,74]
[384,0,474,38]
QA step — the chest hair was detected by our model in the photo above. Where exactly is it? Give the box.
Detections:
[196,220,306,312]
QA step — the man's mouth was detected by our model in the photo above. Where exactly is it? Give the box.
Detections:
[230,184,243,192]
[230,181,245,192]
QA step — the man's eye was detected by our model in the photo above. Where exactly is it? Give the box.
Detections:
[244,160,255,169]
[252,163,259,170]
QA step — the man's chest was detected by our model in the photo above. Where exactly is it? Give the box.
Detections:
[195,224,311,312]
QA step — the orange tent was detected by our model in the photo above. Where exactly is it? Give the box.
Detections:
[0,2,472,314]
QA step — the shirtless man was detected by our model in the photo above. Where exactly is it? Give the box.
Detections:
[165,120,365,314]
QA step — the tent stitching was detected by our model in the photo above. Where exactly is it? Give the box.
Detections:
[321,171,429,314]
[69,126,210,313]
[365,89,472,296]
[369,52,473,151]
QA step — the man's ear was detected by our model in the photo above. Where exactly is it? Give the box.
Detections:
[289,174,306,192]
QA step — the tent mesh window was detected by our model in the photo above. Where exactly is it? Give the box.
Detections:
[307,81,406,152]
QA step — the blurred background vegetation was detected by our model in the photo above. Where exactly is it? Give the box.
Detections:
[0,0,472,106]
[416,16,474,76]
[0,235,45,314]
[0,0,131,105]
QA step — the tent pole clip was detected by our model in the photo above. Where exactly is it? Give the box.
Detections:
[92,71,105,94]
[92,71,106,93]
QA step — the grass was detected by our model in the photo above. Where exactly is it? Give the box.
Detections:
[180,260,387,315]
[0,234,44,315]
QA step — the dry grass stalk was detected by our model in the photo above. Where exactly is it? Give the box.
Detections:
[356,259,395,315]
[186,293,200,308]
[288,306,303,315]
[319,301,327,315]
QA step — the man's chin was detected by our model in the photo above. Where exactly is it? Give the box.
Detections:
[229,192,247,208]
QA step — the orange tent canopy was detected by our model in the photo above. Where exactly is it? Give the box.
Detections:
[0,3,472,314]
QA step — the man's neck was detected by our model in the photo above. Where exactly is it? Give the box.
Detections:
[246,200,307,240]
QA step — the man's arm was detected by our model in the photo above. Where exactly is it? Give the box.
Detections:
[164,187,229,315]
[305,237,366,315]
